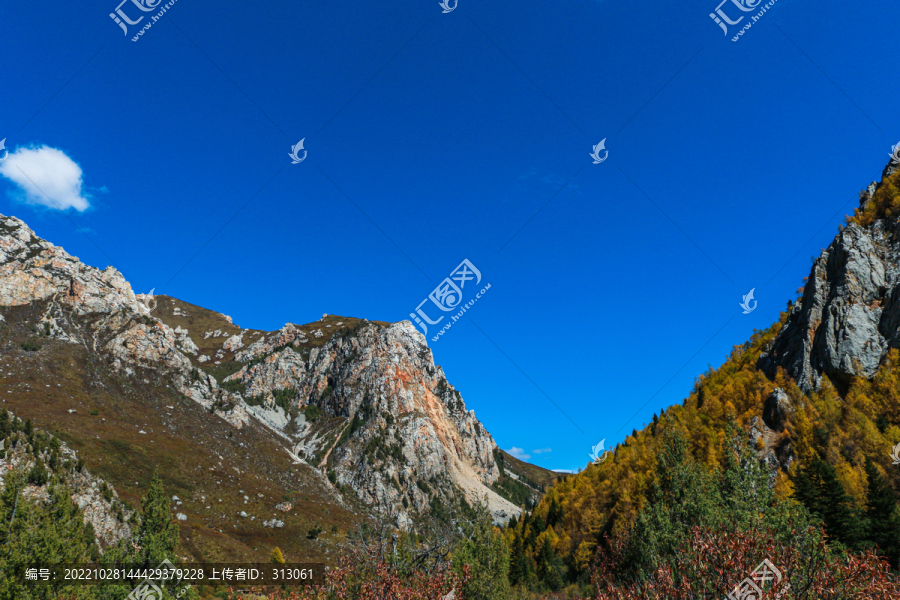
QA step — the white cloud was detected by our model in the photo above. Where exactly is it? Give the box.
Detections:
[532,448,552,454]
[551,469,578,474]
[506,447,530,460]
[0,145,91,211]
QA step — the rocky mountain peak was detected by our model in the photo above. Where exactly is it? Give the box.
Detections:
[759,158,900,392]
[0,213,524,532]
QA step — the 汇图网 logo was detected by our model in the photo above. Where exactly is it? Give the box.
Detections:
[709,0,762,35]
[110,0,163,35]
[286,442,306,464]
[889,142,900,166]
[590,139,608,164]
[589,439,609,465]
[110,0,181,41]
[740,288,757,314]
[136,288,157,314]
[289,139,307,164]
[710,0,781,42]
[726,558,791,600]
[410,259,490,341]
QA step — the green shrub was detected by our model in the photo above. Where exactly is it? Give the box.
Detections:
[304,404,322,422]
[20,339,41,352]
[27,459,49,485]
[452,502,511,600]
[220,379,246,395]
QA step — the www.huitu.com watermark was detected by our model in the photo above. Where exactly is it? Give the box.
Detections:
[740,288,757,314]
[725,558,790,600]
[428,283,491,342]
[109,0,181,42]
[589,439,609,465]
[127,559,192,600]
[709,0,780,42]
[408,259,490,341]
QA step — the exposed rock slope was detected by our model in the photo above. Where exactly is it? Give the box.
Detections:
[759,162,900,392]
[0,214,523,533]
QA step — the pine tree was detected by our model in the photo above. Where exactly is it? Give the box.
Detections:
[624,430,721,577]
[131,470,179,567]
[26,459,48,486]
[271,546,286,564]
[527,514,545,546]
[864,457,900,568]
[546,497,563,528]
[793,457,867,550]
[508,532,525,586]
[451,502,511,600]
[535,535,563,591]
[0,471,94,599]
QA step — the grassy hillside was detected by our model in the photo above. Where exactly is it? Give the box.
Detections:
[0,299,365,565]
[1,294,556,573]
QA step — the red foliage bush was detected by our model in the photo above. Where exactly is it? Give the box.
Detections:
[591,525,900,600]
[225,549,469,600]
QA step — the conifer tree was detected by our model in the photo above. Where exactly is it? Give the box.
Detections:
[452,502,511,600]
[623,430,721,577]
[864,457,900,568]
[130,470,179,567]
[0,471,94,599]
[527,513,545,546]
[793,457,867,550]
[536,535,563,591]
[508,531,525,586]
[546,497,563,528]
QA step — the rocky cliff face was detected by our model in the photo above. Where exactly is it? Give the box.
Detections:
[0,215,249,428]
[223,320,514,528]
[0,214,520,531]
[759,161,900,392]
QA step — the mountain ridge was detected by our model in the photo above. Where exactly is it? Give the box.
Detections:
[0,214,555,563]
[508,155,900,589]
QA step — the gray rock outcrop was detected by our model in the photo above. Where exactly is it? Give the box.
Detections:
[762,388,795,432]
[758,176,900,391]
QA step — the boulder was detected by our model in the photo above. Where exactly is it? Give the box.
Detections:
[762,389,795,432]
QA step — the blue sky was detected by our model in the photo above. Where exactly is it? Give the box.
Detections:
[1,0,898,472]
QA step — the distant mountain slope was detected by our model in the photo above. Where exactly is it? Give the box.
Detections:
[514,156,900,585]
[0,213,537,563]
[492,449,567,511]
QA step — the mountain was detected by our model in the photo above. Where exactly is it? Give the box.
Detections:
[507,156,900,589]
[759,160,900,393]
[0,215,554,562]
